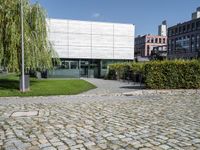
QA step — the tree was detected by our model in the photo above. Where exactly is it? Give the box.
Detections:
[0,0,56,73]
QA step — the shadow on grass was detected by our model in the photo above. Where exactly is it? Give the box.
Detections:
[0,79,38,90]
[0,79,19,90]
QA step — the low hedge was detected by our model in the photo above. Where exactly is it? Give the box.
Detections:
[107,60,200,89]
[107,62,144,81]
[144,60,200,89]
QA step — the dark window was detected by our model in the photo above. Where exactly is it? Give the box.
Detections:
[159,38,162,43]
[151,38,154,43]
[168,30,172,36]
[196,21,200,29]
[197,35,200,51]
[172,30,174,35]
[61,61,69,69]
[163,38,166,44]
[175,28,178,34]
[147,45,150,56]
[191,35,195,52]
[155,38,158,43]
[71,61,78,69]
[183,25,186,32]
[192,23,195,30]
[187,24,191,31]
[179,26,182,33]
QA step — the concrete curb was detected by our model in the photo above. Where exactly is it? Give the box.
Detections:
[123,89,200,96]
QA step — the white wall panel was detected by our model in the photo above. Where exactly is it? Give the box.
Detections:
[69,20,91,34]
[52,46,68,58]
[57,51,68,58]
[69,46,91,58]
[69,34,91,46]
[114,51,134,60]
[114,36,134,47]
[92,22,113,35]
[47,19,68,33]
[114,24,134,36]
[48,19,135,60]
[49,33,68,46]
[92,47,113,59]
[92,35,113,47]
[52,45,68,51]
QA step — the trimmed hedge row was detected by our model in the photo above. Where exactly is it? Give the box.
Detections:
[107,62,144,81]
[107,60,200,89]
[144,60,200,89]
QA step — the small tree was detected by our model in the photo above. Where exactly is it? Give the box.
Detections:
[0,0,56,73]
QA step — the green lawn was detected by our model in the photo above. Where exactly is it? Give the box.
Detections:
[0,74,96,97]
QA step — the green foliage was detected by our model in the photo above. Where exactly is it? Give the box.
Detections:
[108,63,129,80]
[144,60,200,89]
[0,0,56,72]
[0,75,96,97]
[107,60,200,89]
[107,62,144,80]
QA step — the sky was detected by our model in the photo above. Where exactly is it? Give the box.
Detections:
[30,0,200,36]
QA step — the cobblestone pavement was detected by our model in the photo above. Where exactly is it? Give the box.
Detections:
[0,94,200,150]
[80,78,144,96]
[0,79,200,150]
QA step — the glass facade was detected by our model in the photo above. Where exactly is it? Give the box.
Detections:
[175,36,190,52]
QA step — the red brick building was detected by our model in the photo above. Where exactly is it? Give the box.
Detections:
[135,34,167,57]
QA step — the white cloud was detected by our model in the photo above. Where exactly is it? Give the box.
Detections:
[92,13,101,18]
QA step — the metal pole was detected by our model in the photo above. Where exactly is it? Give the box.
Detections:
[21,0,25,92]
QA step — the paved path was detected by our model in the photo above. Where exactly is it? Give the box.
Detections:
[0,79,200,150]
[80,78,144,96]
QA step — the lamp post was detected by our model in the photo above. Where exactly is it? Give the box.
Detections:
[21,0,25,92]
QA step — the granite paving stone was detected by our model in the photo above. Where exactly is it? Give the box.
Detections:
[0,79,199,149]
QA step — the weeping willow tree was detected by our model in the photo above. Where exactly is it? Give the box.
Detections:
[0,0,56,73]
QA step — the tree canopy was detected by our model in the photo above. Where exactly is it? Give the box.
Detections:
[0,0,56,72]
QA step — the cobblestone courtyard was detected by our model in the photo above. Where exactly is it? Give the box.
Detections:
[0,79,200,150]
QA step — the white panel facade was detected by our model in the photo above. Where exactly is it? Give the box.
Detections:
[69,34,91,46]
[49,33,68,46]
[114,36,134,47]
[114,24,134,36]
[69,46,91,59]
[92,35,113,47]
[47,18,135,60]
[92,47,114,59]
[92,22,113,35]
[47,19,68,33]
[69,20,91,34]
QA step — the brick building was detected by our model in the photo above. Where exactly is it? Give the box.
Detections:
[135,21,167,57]
[135,34,167,57]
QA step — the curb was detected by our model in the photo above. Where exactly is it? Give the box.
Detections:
[123,89,200,96]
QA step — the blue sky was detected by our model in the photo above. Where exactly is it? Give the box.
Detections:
[31,0,200,36]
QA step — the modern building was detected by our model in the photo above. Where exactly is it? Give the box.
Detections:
[47,19,135,78]
[158,20,167,36]
[168,7,200,59]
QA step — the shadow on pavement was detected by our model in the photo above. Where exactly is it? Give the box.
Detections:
[120,85,146,89]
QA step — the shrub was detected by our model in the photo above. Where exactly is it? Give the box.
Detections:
[108,63,129,80]
[107,60,200,89]
[107,62,144,81]
[144,60,200,89]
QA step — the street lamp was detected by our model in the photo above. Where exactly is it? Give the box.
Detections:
[20,0,25,92]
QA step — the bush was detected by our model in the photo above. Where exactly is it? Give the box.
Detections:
[144,60,200,89]
[107,60,200,89]
[107,63,126,80]
[107,62,144,81]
